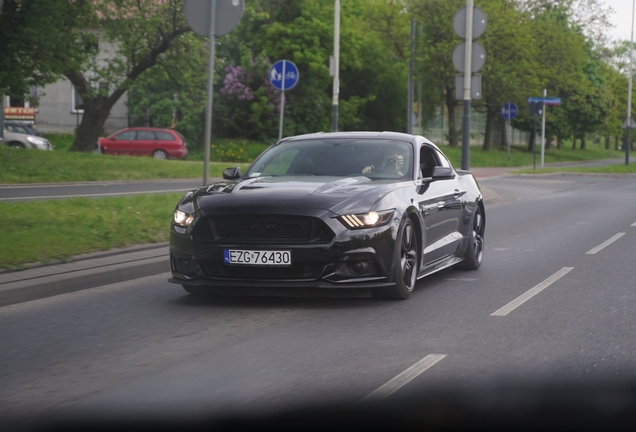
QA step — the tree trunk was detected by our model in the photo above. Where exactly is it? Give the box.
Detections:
[581,136,586,149]
[605,136,610,149]
[482,109,494,151]
[615,135,619,150]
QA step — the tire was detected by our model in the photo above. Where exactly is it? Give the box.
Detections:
[152,150,168,160]
[374,218,419,300]
[458,205,484,270]
[8,142,24,149]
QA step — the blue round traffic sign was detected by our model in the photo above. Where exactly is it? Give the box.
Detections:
[269,60,299,91]
[501,102,518,120]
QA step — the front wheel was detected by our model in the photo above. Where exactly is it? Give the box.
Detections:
[374,218,419,300]
[458,205,484,270]
[152,150,168,160]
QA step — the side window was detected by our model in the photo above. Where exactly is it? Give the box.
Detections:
[137,131,155,140]
[155,131,174,141]
[419,146,440,178]
[114,131,136,140]
[435,149,452,168]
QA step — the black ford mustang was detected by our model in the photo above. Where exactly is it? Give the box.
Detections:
[169,132,485,299]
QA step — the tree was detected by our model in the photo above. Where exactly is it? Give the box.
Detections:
[0,0,93,98]
[67,0,190,152]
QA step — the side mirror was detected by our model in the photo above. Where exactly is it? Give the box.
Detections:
[222,167,241,180]
[432,166,455,180]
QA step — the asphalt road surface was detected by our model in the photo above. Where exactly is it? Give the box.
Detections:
[1,174,635,427]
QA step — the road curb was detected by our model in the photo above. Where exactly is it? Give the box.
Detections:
[0,247,171,308]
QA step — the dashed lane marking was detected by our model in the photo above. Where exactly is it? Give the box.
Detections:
[491,267,574,317]
[586,233,625,255]
[363,354,447,400]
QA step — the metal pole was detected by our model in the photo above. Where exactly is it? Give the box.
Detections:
[461,0,474,171]
[203,0,217,186]
[627,0,635,166]
[278,61,287,141]
[533,115,537,170]
[407,19,415,134]
[332,0,340,132]
[507,119,510,160]
[541,88,546,167]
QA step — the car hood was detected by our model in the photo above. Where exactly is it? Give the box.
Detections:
[186,176,408,216]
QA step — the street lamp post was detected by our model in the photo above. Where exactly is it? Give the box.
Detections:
[627,0,635,166]
[332,0,340,132]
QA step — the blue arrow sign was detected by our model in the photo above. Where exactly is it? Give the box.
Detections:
[501,102,518,120]
[269,60,299,91]
[528,97,561,106]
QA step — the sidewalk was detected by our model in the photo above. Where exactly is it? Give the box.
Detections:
[0,243,169,308]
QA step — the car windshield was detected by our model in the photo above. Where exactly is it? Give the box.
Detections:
[245,139,413,180]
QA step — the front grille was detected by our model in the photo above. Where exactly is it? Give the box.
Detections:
[199,261,326,280]
[192,214,334,244]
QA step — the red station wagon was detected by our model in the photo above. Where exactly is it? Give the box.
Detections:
[98,127,188,160]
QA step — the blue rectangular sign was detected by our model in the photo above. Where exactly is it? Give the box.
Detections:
[528,97,561,106]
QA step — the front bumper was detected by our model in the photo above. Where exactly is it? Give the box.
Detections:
[169,211,400,290]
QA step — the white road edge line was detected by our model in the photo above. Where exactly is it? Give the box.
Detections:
[0,189,191,201]
[631,222,636,227]
[491,267,574,317]
[363,354,447,400]
[586,233,625,255]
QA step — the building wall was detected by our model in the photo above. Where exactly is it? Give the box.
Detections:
[35,78,128,135]
[34,37,128,136]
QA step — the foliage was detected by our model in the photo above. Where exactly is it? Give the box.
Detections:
[0,0,93,97]
[0,194,185,268]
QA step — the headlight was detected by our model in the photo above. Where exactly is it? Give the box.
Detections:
[26,136,46,145]
[173,209,194,227]
[338,210,394,230]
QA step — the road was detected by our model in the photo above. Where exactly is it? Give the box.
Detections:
[1,174,636,427]
[0,179,204,202]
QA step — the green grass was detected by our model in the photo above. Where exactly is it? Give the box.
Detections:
[0,193,184,268]
[0,147,250,184]
[42,132,75,151]
[516,164,636,174]
[440,144,625,168]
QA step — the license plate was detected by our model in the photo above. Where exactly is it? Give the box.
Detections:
[224,249,291,266]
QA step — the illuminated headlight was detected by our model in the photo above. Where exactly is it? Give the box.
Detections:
[338,210,394,229]
[173,209,194,227]
[26,136,46,146]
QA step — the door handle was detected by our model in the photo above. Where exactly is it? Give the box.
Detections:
[437,201,445,209]
[454,189,462,198]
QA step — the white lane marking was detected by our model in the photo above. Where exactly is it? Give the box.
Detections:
[491,267,574,317]
[586,233,625,255]
[363,354,447,400]
[0,189,191,201]
[631,222,636,227]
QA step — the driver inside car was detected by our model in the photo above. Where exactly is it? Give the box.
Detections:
[362,147,407,177]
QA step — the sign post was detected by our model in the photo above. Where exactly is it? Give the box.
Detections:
[269,60,299,141]
[528,96,561,169]
[453,2,487,171]
[184,0,244,186]
[501,102,518,160]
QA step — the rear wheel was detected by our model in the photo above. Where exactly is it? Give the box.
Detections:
[458,206,484,270]
[374,219,418,300]
[8,142,24,149]
[152,149,168,160]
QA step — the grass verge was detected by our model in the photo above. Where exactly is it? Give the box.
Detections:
[0,147,250,184]
[515,164,636,174]
[440,144,625,168]
[0,193,184,269]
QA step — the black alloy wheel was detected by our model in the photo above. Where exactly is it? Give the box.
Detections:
[375,218,419,300]
[459,205,484,270]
